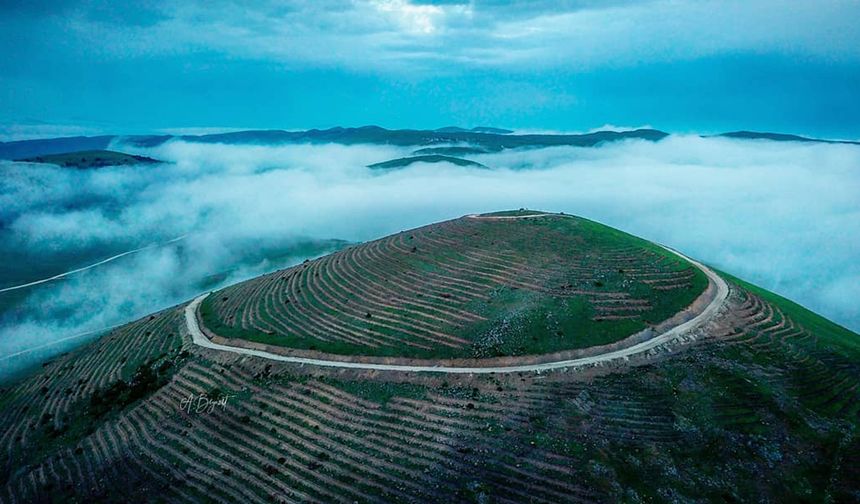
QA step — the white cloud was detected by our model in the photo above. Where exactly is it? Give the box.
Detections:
[371,0,451,35]
[1,135,858,379]
[56,0,860,72]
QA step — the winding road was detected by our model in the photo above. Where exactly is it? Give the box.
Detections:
[0,235,189,363]
[184,214,729,374]
[0,235,187,294]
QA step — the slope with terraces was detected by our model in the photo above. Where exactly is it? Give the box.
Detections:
[199,212,709,362]
[0,212,858,503]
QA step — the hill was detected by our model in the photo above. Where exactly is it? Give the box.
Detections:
[471,126,513,134]
[367,154,488,170]
[164,126,668,151]
[0,212,858,502]
[15,150,162,168]
[435,126,514,135]
[6,128,859,162]
[716,131,860,145]
[199,213,707,359]
[412,146,490,156]
[0,127,669,160]
[0,135,115,160]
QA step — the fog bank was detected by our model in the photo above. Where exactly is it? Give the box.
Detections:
[1,135,858,378]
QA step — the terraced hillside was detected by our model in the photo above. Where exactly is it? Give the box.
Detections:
[200,213,707,359]
[1,213,858,503]
[0,282,857,502]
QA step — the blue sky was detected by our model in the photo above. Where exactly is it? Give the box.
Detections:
[1,0,859,139]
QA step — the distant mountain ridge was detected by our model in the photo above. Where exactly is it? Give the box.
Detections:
[146,126,668,150]
[367,154,488,170]
[716,131,860,145]
[0,126,667,159]
[2,126,857,160]
[435,126,514,134]
[412,146,490,156]
[0,135,117,160]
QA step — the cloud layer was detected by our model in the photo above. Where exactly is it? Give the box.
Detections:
[34,0,860,71]
[1,135,858,378]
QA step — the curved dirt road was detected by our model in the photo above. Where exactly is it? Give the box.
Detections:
[184,216,728,373]
[0,235,187,294]
[0,323,125,362]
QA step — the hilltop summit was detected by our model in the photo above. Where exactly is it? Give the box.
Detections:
[200,212,708,360]
[0,212,857,503]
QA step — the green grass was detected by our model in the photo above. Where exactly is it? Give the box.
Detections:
[516,345,858,502]
[452,215,708,356]
[16,150,162,168]
[19,349,187,468]
[719,270,860,357]
[322,378,428,406]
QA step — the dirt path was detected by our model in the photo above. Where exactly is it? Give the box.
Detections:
[185,213,729,374]
[0,235,187,294]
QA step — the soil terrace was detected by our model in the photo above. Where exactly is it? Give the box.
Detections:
[198,212,709,362]
[1,215,858,502]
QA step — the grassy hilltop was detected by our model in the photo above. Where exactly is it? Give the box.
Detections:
[16,150,162,168]
[201,213,707,359]
[0,212,857,503]
[367,154,488,170]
